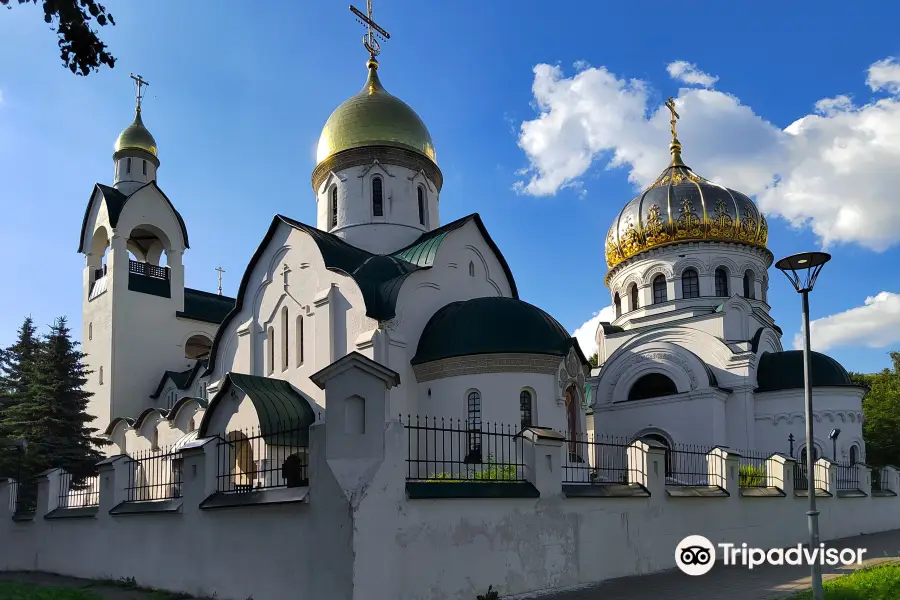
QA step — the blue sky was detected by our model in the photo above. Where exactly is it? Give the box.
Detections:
[2,1,900,373]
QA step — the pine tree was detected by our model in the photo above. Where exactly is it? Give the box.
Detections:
[0,317,40,478]
[2,317,107,484]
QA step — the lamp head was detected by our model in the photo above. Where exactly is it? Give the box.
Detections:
[829,428,841,440]
[775,251,831,293]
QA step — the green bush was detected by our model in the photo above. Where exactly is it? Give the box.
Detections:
[739,464,767,487]
[429,456,518,482]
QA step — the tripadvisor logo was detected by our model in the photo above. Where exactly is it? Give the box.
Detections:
[675,535,867,576]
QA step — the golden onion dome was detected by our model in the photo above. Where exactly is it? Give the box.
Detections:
[114,109,158,158]
[316,58,436,165]
[605,138,769,276]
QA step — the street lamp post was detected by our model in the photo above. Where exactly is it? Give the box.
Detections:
[830,428,841,462]
[776,251,831,600]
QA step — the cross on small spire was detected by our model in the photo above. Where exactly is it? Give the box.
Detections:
[281,263,291,287]
[215,266,225,296]
[350,1,390,59]
[130,73,150,112]
[664,96,680,142]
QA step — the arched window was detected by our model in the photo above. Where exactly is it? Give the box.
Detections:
[372,176,384,216]
[849,445,859,465]
[520,390,533,429]
[629,284,639,311]
[743,270,755,299]
[142,160,147,176]
[330,187,338,228]
[187,417,196,433]
[627,373,678,401]
[126,157,132,174]
[466,391,482,461]
[150,428,159,451]
[715,268,729,297]
[641,433,673,476]
[564,386,579,455]
[800,446,820,464]
[281,307,289,371]
[88,323,92,341]
[417,186,426,226]
[296,315,305,366]
[652,275,667,304]
[681,268,700,299]
[99,366,104,385]
[614,293,621,319]
[267,326,275,375]
[468,261,475,277]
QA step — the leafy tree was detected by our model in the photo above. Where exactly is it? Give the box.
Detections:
[1,317,106,484]
[589,352,599,368]
[0,317,40,477]
[856,352,900,468]
[1,0,116,76]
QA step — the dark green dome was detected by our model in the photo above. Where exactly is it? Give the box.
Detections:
[756,350,855,392]
[412,297,581,365]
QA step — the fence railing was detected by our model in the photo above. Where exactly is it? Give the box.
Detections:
[11,479,37,514]
[666,443,717,486]
[58,472,100,508]
[126,445,183,502]
[404,415,526,482]
[793,462,828,491]
[834,462,860,491]
[129,259,169,280]
[872,467,892,492]
[738,450,769,488]
[216,419,309,494]
[562,432,632,484]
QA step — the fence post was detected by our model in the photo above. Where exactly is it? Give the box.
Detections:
[707,447,740,496]
[97,455,130,513]
[35,468,64,515]
[886,466,900,494]
[521,427,564,496]
[767,453,794,494]
[180,437,218,507]
[815,457,835,495]
[856,463,872,496]
[629,440,665,496]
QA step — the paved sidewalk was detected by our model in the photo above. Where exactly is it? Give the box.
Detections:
[506,529,900,600]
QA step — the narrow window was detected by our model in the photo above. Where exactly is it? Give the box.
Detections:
[466,391,482,458]
[151,428,159,451]
[417,186,425,225]
[281,307,289,371]
[614,293,621,319]
[715,268,729,297]
[761,277,768,303]
[520,390,533,429]
[267,326,275,375]
[88,322,93,341]
[743,270,755,299]
[126,157,132,174]
[652,275,667,304]
[142,159,147,176]
[849,445,859,465]
[629,284,639,311]
[372,177,384,216]
[681,268,700,299]
[188,418,196,433]
[200,382,207,400]
[468,261,475,277]
[331,187,338,228]
[295,315,305,366]
[99,366,104,385]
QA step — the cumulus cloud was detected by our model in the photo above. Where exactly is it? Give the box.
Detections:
[572,305,616,358]
[516,56,900,252]
[666,60,718,88]
[793,292,900,352]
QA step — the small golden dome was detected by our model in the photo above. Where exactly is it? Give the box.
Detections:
[114,109,158,158]
[316,58,436,165]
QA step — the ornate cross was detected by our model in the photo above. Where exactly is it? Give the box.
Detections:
[130,73,150,111]
[282,263,291,287]
[350,1,390,58]
[665,96,680,141]
[215,266,225,296]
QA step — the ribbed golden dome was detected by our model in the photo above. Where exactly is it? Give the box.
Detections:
[605,140,769,273]
[316,58,436,165]
[114,109,158,157]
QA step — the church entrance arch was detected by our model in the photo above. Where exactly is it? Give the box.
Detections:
[225,431,255,492]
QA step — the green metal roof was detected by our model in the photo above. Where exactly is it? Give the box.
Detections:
[178,288,236,324]
[756,350,856,392]
[198,373,316,445]
[412,297,585,365]
[149,360,207,399]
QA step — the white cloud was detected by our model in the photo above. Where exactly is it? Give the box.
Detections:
[666,60,718,88]
[515,56,900,252]
[793,292,900,352]
[572,305,616,358]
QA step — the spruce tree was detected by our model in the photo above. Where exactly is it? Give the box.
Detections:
[0,317,40,478]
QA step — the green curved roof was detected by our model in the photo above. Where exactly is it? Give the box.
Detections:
[412,297,583,365]
[756,350,855,392]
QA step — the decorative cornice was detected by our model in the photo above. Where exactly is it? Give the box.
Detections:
[413,353,561,383]
[312,145,443,192]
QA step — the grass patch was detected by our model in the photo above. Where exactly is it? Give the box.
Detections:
[791,563,900,599]
[0,581,102,599]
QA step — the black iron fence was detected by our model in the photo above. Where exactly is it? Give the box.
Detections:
[562,433,632,484]
[404,415,526,482]
[666,443,718,486]
[216,419,309,493]
[126,445,183,502]
[58,472,100,508]
[11,479,37,514]
[738,450,769,488]
[872,467,892,492]
[834,462,860,491]
[793,462,828,491]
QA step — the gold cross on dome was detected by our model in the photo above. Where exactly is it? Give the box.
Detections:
[665,96,680,141]
[130,73,150,111]
[350,1,391,58]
